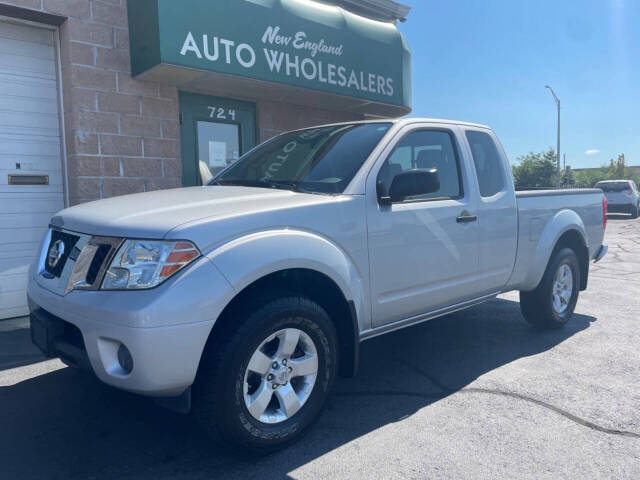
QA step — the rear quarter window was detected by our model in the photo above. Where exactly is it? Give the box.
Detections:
[596,182,631,192]
[465,130,505,197]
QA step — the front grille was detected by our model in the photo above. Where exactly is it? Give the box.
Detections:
[85,243,112,285]
[44,230,80,278]
[66,235,122,292]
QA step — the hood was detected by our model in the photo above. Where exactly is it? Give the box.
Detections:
[54,186,333,240]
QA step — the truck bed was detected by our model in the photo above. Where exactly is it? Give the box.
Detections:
[508,188,605,292]
[515,188,602,197]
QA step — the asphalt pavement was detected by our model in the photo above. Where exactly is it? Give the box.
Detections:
[1,215,638,479]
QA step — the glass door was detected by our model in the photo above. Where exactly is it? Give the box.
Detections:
[197,121,240,175]
[179,92,256,186]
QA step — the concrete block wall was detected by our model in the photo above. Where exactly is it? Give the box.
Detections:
[58,0,181,205]
[1,0,182,205]
[2,0,364,206]
[257,100,362,143]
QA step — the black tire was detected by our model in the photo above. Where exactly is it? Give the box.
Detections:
[631,203,639,219]
[192,296,338,452]
[520,247,581,329]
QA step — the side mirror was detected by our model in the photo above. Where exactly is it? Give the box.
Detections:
[382,168,440,204]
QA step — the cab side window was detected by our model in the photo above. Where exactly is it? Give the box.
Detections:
[465,130,505,197]
[377,129,462,202]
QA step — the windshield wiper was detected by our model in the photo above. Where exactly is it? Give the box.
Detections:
[213,179,307,193]
[269,180,308,192]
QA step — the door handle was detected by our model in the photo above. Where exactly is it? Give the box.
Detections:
[456,211,477,223]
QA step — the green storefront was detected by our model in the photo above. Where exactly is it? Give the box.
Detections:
[128,0,412,186]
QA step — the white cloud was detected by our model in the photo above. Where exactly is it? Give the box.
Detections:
[585,149,601,155]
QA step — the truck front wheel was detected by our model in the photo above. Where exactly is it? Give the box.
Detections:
[520,247,581,329]
[193,296,338,452]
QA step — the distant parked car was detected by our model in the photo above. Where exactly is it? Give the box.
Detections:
[595,180,639,218]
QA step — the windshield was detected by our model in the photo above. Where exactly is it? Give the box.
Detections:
[211,123,391,194]
[596,182,631,192]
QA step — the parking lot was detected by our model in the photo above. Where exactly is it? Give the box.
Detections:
[1,215,638,479]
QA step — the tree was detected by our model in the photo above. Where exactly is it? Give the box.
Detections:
[574,168,606,187]
[561,165,575,187]
[573,153,639,187]
[512,148,557,189]
[513,150,638,189]
[607,153,627,179]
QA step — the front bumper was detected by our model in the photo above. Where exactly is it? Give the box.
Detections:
[30,306,91,371]
[27,256,235,397]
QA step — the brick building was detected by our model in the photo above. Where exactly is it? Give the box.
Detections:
[0,0,411,318]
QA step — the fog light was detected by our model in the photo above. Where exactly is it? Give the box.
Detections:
[117,344,133,374]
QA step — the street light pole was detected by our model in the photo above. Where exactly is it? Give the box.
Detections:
[545,85,561,187]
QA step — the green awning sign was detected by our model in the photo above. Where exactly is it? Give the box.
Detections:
[128,0,411,109]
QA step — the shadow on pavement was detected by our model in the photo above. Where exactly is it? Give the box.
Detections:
[0,327,44,371]
[0,298,595,480]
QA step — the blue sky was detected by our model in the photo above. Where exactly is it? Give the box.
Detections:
[398,0,639,168]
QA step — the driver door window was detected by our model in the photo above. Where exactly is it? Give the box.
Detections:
[377,130,462,201]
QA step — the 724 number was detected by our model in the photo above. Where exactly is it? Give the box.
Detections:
[207,106,236,120]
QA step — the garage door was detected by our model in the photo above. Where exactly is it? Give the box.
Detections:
[0,20,64,319]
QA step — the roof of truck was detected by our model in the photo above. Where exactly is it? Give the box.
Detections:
[307,117,492,130]
[392,117,491,129]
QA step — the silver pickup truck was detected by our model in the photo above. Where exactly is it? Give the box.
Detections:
[27,118,607,451]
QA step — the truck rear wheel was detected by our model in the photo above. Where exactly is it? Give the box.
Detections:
[520,247,580,329]
[193,296,337,452]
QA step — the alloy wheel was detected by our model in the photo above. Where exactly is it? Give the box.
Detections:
[242,328,318,424]
[552,263,573,314]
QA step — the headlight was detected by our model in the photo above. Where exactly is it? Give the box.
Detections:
[102,240,200,290]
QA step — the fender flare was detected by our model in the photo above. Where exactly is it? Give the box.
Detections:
[206,229,369,334]
[521,209,589,291]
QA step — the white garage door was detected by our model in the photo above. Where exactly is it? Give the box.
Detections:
[0,20,64,319]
